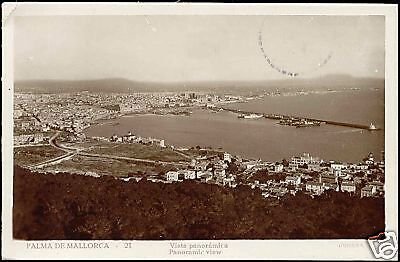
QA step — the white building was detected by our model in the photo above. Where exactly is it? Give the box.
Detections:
[223,152,232,163]
[160,139,165,148]
[166,171,179,181]
[196,170,212,179]
[341,181,356,193]
[183,170,196,180]
[361,185,376,198]
[285,176,301,186]
[196,170,213,182]
[214,168,226,178]
[291,153,321,166]
[274,164,283,173]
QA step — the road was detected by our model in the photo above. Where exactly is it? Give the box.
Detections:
[31,131,189,169]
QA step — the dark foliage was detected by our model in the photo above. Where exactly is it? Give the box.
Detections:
[13,166,384,240]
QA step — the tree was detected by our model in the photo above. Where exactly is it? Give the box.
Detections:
[282,159,289,167]
[226,162,239,174]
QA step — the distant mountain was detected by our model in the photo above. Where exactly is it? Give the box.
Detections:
[14,75,384,94]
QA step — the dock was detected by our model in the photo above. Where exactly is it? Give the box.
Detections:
[216,107,381,131]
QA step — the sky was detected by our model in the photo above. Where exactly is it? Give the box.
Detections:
[14,15,385,82]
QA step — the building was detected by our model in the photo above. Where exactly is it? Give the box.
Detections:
[196,170,213,182]
[223,152,232,163]
[243,160,258,169]
[305,181,324,195]
[291,153,321,166]
[223,175,235,187]
[194,161,209,172]
[331,163,346,176]
[361,185,376,198]
[14,109,23,119]
[308,162,321,171]
[331,163,346,170]
[368,181,384,195]
[160,139,166,148]
[166,171,179,182]
[285,176,301,186]
[122,132,136,143]
[183,170,196,180]
[356,164,369,170]
[34,133,44,143]
[324,183,339,191]
[214,168,226,178]
[341,181,356,193]
[288,162,298,171]
[319,173,337,184]
[14,134,33,145]
[274,163,283,172]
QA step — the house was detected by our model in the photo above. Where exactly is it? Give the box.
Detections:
[368,181,384,195]
[268,187,288,199]
[330,162,347,176]
[356,164,369,170]
[353,177,363,184]
[361,185,376,198]
[223,175,235,187]
[122,132,136,143]
[166,171,179,182]
[160,139,166,148]
[308,162,321,171]
[14,134,33,145]
[244,160,258,169]
[288,162,298,171]
[214,160,228,170]
[196,170,213,179]
[274,164,284,172]
[223,152,232,163]
[340,181,356,193]
[331,163,346,170]
[324,182,339,191]
[214,168,226,178]
[305,181,324,195]
[34,133,44,143]
[319,173,337,184]
[194,161,209,172]
[184,170,196,180]
[285,176,301,186]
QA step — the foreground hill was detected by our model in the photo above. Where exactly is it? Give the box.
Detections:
[13,166,384,240]
[14,75,384,94]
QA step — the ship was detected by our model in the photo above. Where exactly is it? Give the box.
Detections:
[243,114,263,119]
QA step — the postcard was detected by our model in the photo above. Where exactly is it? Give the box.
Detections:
[2,3,398,260]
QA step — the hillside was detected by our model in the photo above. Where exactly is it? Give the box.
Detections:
[13,166,385,240]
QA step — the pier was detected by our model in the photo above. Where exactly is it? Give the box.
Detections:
[216,107,381,131]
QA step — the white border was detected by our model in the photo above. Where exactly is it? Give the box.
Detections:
[2,3,398,260]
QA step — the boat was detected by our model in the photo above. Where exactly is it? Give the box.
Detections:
[369,123,378,130]
[243,114,263,119]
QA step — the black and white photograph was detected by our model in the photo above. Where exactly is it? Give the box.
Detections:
[2,3,398,260]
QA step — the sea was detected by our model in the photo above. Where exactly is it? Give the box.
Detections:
[84,88,385,163]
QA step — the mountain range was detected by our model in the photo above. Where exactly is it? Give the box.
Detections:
[14,74,384,94]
